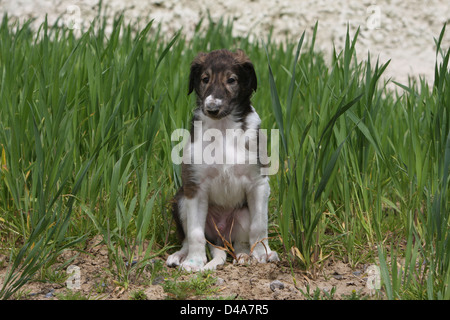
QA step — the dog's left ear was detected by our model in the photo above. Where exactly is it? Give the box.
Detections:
[188,52,207,95]
[234,49,257,92]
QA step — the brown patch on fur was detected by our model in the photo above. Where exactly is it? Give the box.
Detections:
[181,162,198,199]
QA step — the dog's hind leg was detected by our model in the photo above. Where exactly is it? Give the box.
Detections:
[246,180,279,263]
[231,206,252,264]
[202,244,227,271]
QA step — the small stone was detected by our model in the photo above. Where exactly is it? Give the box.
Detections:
[332,270,344,280]
[270,280,284,292]
[45,289,55,298]
[151,276,164,285]
[125,260,137,267]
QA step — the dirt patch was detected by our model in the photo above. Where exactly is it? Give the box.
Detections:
[0,238,375,300]
[210,259,372,300]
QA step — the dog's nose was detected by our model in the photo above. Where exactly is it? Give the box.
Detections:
[204,95,223,116]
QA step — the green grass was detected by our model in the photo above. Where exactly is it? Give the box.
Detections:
[162,270,219,300]
[299,285,337,300]
[0,12,448,300]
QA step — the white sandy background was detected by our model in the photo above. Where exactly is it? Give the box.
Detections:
[1,0,449,85]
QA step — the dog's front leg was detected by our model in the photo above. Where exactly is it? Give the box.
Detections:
[181,193,208,271]
[246,179,279,263]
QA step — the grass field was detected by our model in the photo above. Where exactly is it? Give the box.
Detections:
[0,13,449,300]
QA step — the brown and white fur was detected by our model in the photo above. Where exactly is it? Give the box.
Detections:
[166,49,279,271]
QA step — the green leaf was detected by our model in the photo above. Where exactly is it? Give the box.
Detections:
[314,140,344,202]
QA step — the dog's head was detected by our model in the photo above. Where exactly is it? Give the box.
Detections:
[188,49,257,119]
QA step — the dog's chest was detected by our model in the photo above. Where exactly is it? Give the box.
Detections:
[189,115,260,207]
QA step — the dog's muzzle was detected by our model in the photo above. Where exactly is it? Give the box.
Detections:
[204,95,223,117]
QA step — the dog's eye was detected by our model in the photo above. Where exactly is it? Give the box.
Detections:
[202,77,209,84]
[227,77,236,84]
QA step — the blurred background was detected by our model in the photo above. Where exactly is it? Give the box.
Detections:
[1,0,449,85]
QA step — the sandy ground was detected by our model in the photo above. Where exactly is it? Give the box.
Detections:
[1,0,450,85]
[0,237,376,300]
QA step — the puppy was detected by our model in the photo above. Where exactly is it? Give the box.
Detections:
[167,49,279,271]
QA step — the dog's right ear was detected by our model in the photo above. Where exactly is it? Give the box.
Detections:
[188,52,207,95]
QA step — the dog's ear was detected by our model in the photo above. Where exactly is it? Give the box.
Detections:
[234,49,257,93]
[188,52,207,95]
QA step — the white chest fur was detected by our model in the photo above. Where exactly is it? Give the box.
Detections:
[185,108,264,207]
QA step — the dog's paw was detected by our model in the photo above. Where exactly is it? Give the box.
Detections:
[202,259,225,271]
[166,251,187,267]
[233,253,254,265]
[252,250,279,263]
[180,255,207,272]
